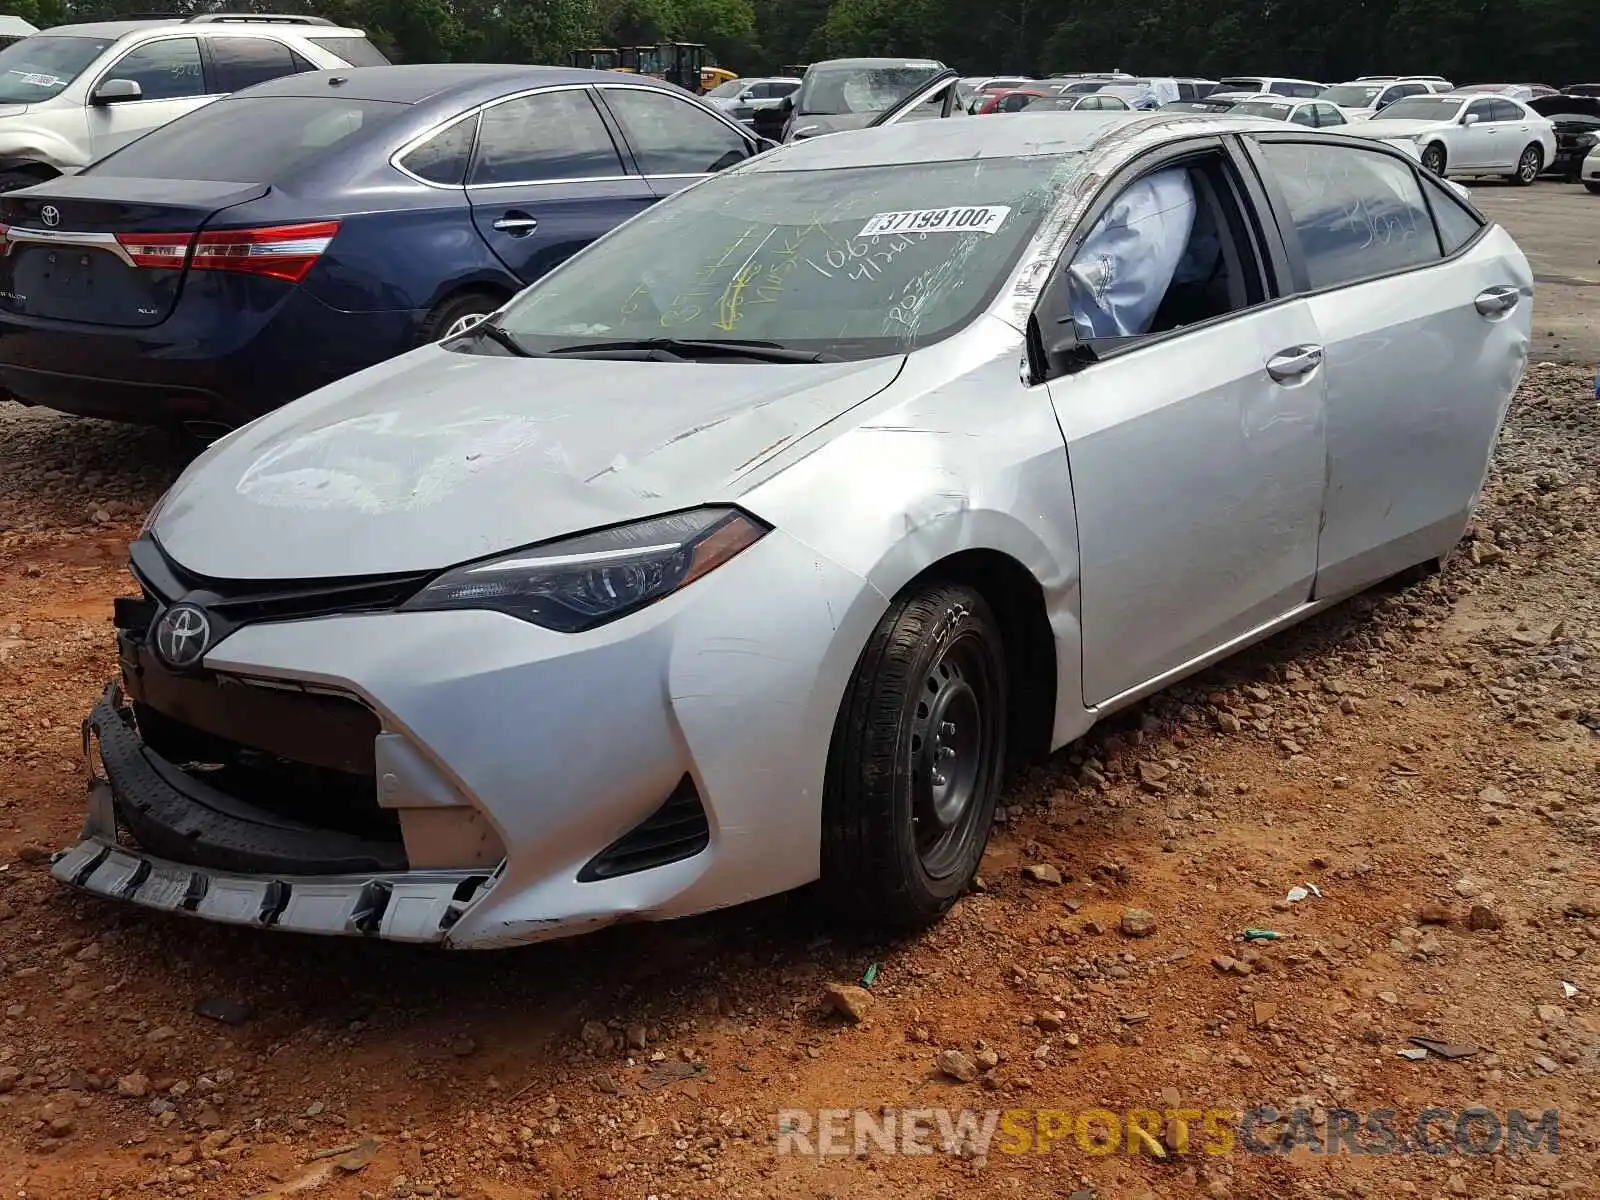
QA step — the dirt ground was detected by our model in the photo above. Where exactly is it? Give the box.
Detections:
[0,191,1597,1200]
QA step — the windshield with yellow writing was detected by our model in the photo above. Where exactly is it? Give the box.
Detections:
[497,156,1084,359]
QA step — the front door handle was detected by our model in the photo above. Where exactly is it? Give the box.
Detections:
[1266,344,1324,383]
[1474,285,1520,316]
[492,213,538,236]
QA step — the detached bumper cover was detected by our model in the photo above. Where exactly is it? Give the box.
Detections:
[53,686,493,944]
[52,831,484,943]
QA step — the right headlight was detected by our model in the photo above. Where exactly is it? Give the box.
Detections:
[401,507,769,633]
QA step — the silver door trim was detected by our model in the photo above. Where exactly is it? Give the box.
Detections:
[1,226,135,267]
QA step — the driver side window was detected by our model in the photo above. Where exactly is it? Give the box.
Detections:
[104,37,204,101]
[1466,98,1496,123]
[1059,151,1266,346]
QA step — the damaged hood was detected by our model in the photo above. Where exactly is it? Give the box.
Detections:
[153,345,905,580]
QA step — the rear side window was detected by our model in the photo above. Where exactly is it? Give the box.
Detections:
[90,95,406,183]
[399,116,476,186]
[307,36,389,67]
[1421,174,1483,254]
[207,37,299,93]
[469,90,624,185]
[1488,99,1524,122]
[1257,141,1439,289]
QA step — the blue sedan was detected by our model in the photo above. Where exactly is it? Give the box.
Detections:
[0,64,769,432]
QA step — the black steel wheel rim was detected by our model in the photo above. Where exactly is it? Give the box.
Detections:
[908,630,999,879]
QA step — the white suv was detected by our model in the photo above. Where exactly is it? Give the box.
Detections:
[0,14,387,191]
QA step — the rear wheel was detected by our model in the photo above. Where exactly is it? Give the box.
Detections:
[420,291,505,344]
[1510,143,1542,185]
[1420,142,1447,175]
[820,582,1007,929]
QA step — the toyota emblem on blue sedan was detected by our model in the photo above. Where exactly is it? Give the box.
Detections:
[154,604,212,669]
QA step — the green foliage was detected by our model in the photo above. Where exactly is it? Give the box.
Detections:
[27,0,1599,82]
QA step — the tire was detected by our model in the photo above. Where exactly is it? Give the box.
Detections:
[1420,142,1447,176]
[1510,143,1542,185]
[1586,181,1600,195]
[420,291,504,344]
[820,581,1007,929]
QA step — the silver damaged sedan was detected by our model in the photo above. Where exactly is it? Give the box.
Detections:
[57,113,1531,947]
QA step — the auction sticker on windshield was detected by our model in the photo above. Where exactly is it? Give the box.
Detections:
[858,206,1012,237]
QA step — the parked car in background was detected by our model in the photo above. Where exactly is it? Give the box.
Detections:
[963,77,1036,113]
[1229,96,1350,127]
[1351,93,1556,182]
[779,57,945,141]
[0,65,770,432]
[56,110,1531,948]
[981,88,1129,114]
[1452,83,1558,101]
[0,14,36,50]
[1216,75,1324,98]
[703,75,799,128]
[1172,77,1221,100]
[1583,143,1600,192]
[0,14,387,192]
[1354,74,1453,89]
[1527,94,1600,179]
[1157,97,1243,114]
[1318,78,1449,120]
[1565,83,1600,98]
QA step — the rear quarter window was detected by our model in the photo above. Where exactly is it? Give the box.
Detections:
[307,36,389,67]
[89,95,406,183]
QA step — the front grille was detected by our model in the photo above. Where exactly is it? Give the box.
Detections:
[129,534,431,628]
[578,776,711,882]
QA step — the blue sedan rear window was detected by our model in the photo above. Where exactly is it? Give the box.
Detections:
[89,96,408,183]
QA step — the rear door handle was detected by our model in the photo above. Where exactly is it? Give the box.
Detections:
[492,213,539,236]
[1474,285,1520,316]
[1266,344,1324,383]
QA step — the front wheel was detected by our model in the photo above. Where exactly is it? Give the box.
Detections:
[820,582,1007,929]
[1420,143,1447,176]
[1510,143,1542,185]
[1586,181,1600,195]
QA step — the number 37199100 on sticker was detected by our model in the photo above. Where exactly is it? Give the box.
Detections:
[857,206,1012,238]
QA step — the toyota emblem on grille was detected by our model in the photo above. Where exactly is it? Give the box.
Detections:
[39,205,59,228]
[154,604,212,669]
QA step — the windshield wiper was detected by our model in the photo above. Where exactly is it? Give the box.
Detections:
[545,337,838,364]
[459,319,547,358]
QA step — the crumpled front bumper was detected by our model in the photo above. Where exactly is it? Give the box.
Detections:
[52,688,493,944]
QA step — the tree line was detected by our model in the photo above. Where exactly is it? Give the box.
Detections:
[7,0,1595,89]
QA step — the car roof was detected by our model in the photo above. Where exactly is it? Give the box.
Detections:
[227,64,680,106]
[748,111,1291,171]
[44,18,365,38]
[807,57,943,69]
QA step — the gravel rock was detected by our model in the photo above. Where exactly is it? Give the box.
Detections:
[1120,908,1157,937]
[935,1049,978,1082]
[1021,864,1062,885]
[821,983,873,1024]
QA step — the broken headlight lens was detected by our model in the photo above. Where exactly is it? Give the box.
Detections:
[402,507,769,633]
